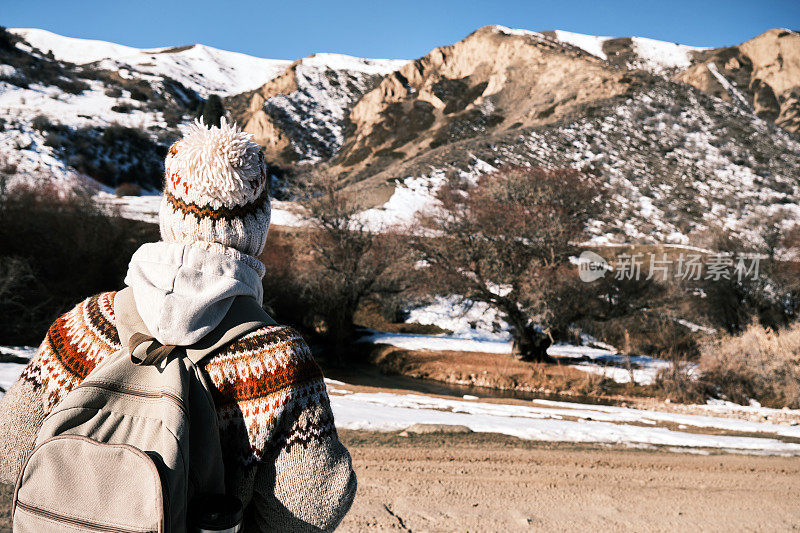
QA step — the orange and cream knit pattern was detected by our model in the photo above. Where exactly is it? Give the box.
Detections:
[30,291,333,466]
[159,118,272,259]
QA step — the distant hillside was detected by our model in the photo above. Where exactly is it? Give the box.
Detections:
[11,28,291,96]
[1,25,799,246]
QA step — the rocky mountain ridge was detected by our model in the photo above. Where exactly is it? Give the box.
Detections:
[1,25,799,245]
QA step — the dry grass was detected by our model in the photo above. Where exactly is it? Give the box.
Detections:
[364,343,651,399]
[652,361,709,404]
[699,322,800,408]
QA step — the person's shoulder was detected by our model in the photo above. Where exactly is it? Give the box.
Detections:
[203,324,324,401]
[211,324,313,362]
[40,291,121,406]
[46,291,120,345]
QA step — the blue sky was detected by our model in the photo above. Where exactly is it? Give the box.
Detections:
[4,0,799,60]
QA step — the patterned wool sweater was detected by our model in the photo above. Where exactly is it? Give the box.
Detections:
[0,291,357,532]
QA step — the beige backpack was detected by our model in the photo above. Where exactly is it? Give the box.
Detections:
[12,287,274,532]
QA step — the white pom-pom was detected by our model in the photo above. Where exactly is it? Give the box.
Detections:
[165,117,266,206]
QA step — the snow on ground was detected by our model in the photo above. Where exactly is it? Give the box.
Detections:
[326,381,800,455]
[0,346,36,392]
[96,191,162,223]
[1,347,796,454]
[357,295,674,385]
[698,398,799,418]
[358,330,514,354]
[358,328,672,385]
[404,295,511,342]
[548,346,676,386]
[102,193,306,228]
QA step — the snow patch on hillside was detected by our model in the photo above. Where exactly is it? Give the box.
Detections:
[630,36,707,73]
[707,62,752,111]
[546,29,707,73]
[553,30,610,60]
[302,53,407,75]
[262,55,408,161]
[491,26,545,39]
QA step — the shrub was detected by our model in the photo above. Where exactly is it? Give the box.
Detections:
[700,322,800,408]
[129,87,149,102]
[115,182,142,197]
[31,115,52,132]
[0,26,18,51]
[0,183,158,344]
[58,78,89,95]
[43,124,167,189]
[111,104,133,114]
[162,107,185,128]
[653,361,709,404]
[289,168,412,358]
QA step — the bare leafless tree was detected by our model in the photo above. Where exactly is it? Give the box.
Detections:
[412,166,604,362]
[292,168,411,356]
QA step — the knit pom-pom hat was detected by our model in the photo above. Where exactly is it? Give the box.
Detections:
[159,117,271,264]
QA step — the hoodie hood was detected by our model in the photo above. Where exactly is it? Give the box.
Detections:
[124,242,265,346]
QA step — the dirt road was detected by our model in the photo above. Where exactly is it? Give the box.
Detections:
[337,430,800,532]
[1,430,798,532]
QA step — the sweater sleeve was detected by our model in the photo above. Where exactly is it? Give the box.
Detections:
[245,393,357,532]
[0,291,120,485]
[0,344,46,485]
[201,325,358,531]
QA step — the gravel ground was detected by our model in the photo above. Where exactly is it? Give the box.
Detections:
[337,430,800,532]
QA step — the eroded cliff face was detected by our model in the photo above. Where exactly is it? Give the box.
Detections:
[332,26,630,183]
[227,64,300,163]
[218,26,800,244]
[228,26,800,178]
[226,55,405,166]
[677,29,800,131]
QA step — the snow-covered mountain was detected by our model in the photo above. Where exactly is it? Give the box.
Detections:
[227,53,407,164]
[2,25,800,246]
[0,27,405,190]
[11,28,291,96]
[310,25,800,244]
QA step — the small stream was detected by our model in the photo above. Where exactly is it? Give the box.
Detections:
[323,364,618,406]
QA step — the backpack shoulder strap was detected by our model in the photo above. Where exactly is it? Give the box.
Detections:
[183,296,276,364]
[114,287,277,367]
